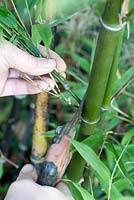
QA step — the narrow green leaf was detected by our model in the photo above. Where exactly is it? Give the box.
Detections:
[71,140,122,199]
[121,129,134,145]
[64,180,83,200]
[44,130,56,137]
[105,142,128,178]
[112,67,134,96]
[35,24,52,55]
[82,130,103,149]
[114,178,133,192]
[17,36,40,56]
[70,53,91,73]
[32,25,41,47]
[0,163,3,179]
[65,179,95,200]
[0,29,4,43]
[72,140,111,179]
[118,198,134,200]
[0,6,18,28]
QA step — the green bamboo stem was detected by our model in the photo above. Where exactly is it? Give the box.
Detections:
[80,19,122,135]
[67,0,127,182]
[102,29,124,109]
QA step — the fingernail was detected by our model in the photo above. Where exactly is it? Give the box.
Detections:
[42,59,56,69]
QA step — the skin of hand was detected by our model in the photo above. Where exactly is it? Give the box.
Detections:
[0,40,66,97]
[4,164,74,200]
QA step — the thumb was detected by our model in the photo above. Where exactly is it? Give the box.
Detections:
[2,40,56,76]
[56,182,74,200]
[17,164,37,182]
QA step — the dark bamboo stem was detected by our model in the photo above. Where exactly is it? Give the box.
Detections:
[1,97,20,157]
[18,103,34,168]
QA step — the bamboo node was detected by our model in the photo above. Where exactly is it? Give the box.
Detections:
[100,18,126,32]
[30,155,45,164]
[101,106,111,111]
[81,116,100,125]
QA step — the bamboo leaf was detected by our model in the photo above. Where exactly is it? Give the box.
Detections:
[118,197,134,200]
[0,29,3,43]
[71,140,110,180]
[0,6,18,28]
[32,25,41,47]
[44,130,56,137]
[35,24,52,55]
[65,179,95,200]
[112,67,134,97]
[69,53,91,73]
[17,36,41,56]
[121,129,134,145]
[71,140,122,199]
[35,0,43,22]
[114,178,133,192]
[82,130,103,148]
[64,180,83,200]
[105,142,128,178]
[0,163,3,179]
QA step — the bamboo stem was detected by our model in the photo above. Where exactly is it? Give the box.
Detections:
[102,29,124,109]
[67,0,128,182]
[31,93,48,169]
[80,28,121,136]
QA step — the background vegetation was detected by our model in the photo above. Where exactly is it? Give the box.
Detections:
[0,0,134,199]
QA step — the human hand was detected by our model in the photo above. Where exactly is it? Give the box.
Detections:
[4,164,74,200]
[0,40,66,97]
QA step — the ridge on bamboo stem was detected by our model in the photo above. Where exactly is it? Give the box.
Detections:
[31,93,48,172]
[67,0,129,182]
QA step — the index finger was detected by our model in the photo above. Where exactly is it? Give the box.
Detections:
[0,56,8,96]
[1,40,56,76]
